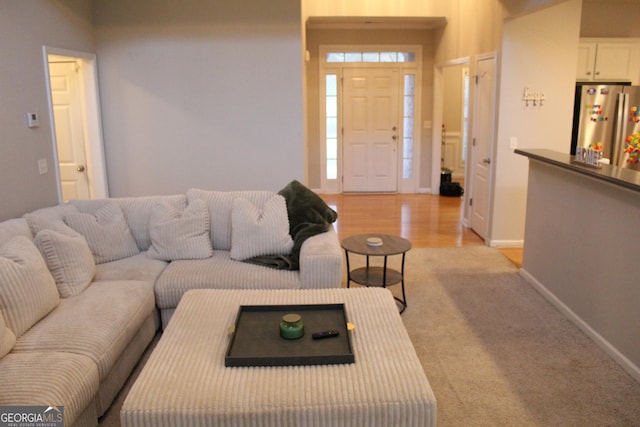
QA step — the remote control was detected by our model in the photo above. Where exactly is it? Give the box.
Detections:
[312,330,340,339]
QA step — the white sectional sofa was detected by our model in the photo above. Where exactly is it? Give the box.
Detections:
[0,183,342,427]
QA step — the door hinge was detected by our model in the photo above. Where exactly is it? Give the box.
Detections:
[472,138,476,146]
[475,75,479,85]
[469,197,473,206]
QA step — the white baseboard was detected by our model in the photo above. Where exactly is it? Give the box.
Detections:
[519,268,640,383]
[488,239,524,248]
[418,187,433,194]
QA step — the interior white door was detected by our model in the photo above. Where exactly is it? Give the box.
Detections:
[470,56,497,240]
[342,68,399,192]
[49,61,90,201]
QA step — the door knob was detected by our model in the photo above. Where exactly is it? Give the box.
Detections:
[77,165,86,172]
[392,135,397,140]
[482,158,491,164]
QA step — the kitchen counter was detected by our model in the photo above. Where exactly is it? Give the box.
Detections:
[515,148,640,192]
[517,148,640,383]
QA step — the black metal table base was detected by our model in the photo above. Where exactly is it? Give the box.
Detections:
[345,252,407,314]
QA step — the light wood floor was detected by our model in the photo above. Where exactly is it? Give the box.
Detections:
[320,193,523,267]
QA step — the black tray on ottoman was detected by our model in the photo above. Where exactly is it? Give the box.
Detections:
[225,303,354,367]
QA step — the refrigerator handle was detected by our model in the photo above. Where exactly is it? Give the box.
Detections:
[612,93,627,167]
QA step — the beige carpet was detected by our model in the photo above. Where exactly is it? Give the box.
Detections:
[101,247,640,426]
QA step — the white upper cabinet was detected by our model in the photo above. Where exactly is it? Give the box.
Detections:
[577,38,640,84]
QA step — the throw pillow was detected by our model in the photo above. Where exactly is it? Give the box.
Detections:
[230,195,293,261]
[32,221,96,298]
[147,198,213,261]
[64,203,140,264]
[0,236,60,337]
[0,310,16,359]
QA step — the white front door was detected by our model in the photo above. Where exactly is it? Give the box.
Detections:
[48,61,90,201]
[342,68,399,192]
[470,55,497,240]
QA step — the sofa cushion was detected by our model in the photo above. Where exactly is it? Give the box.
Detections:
[0,351,99,426]
[27,219,96,298]
[187,189,274,250]
[0,218,32,246]
[94,252,168,284]
[70,195,187,251]
[0,236,59,337]
[230,195,293,260]
[0,310,16,359]
[154,251,300,310]
[26,203,79,223]
[13,280,155,380]
[64,203,140,264]
[147,198,213,261]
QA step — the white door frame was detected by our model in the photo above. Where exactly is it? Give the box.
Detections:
[467,52,498,240]
[318,45,422,194]
[432,57,471,196]
[42,46,109,202]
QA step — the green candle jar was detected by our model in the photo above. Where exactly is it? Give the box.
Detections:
[280,313,304,340]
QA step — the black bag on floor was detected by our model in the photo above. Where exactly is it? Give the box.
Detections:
[440,181,464,197]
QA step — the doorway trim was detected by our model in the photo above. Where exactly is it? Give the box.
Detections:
[432,57,470,196]
[318,45,422,194]
[42,46,109,202]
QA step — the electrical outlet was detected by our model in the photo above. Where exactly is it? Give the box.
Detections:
[38,159,48,175]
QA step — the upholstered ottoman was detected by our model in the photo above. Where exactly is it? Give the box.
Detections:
[120,288,436,427]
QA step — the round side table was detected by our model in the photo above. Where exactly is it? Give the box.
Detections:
[341,234,411,313]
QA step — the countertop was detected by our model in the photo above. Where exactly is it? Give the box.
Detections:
[515,148,640,193]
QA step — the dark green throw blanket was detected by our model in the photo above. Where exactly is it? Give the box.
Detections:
[246,180,338,270]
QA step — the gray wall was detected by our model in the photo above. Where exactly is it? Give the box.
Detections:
[0,0,95,221]
[92,0,304,197]
[521,160,640,381]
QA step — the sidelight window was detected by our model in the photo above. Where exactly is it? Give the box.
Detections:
[325,74,338,180]
[403,75,415,179]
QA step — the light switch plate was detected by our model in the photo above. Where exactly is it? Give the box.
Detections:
[27,112,39,128]
[510,137,518,149]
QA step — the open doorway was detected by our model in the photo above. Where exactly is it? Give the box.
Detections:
[43,47,109,202]
[441,63,470,187]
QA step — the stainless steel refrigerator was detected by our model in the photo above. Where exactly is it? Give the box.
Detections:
[571,83,640,171]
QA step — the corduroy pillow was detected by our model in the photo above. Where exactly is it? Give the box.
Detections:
[230,195,293,261]
[0,310,16,359]
[30,220,96,298]
[64,203,140,264]
[147,199,213,261]
[0,236,59,337]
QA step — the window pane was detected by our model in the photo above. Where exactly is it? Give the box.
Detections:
[326,96,337,117]
[345,52,362,62]
[326,52,345,63]
[404,74,415,96]
[326,75,337,96]
[326,117,337,138]
[403,159,413,179]
[403,139,413,158]
[398,52,415,62]
[403,117,414,134]
[363,52,379,62]
[327,138,337,158]
[327,159,338,180]
[404,95,414,113]
[380,52,397,62]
